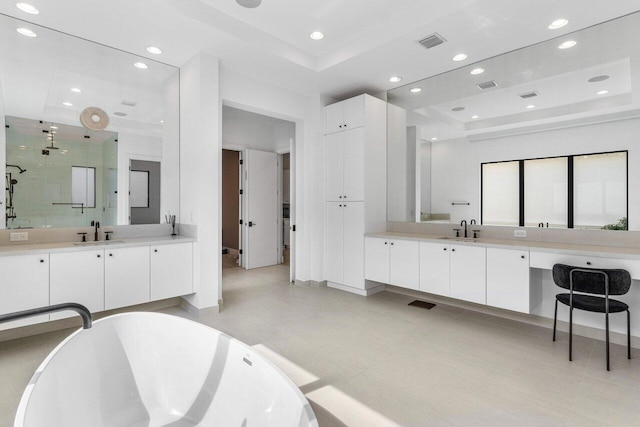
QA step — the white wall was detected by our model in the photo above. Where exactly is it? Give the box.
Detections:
[180,52,221,310]
[222,106,294,153]
[429,118,640,227]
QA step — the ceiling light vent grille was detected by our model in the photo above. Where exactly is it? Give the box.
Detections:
[477,80,498,90]
[519,91,539,99]
[417,33,446,50]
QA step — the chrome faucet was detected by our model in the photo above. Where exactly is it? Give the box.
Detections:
[91,220,100,241]
[460,220,467,238]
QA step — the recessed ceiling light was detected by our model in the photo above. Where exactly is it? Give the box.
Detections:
[310,31,324,40]
[389,76,402,83]
[597,90,609,95]
[409,87,422,93]
[19,145,26,149]
[70,87,82,93]
[471,115,479,119]
[548,19,568,30]
[50,125,58,129]
[16,27,37,37]
[452,53,467,62]
[133,62,149,69]
[146,46,162,55]
[160,120,164,124]
[62,102,73,107]
[526,104,536,109]
[470,67,485,75]
[558,40,577,49]
[431,137,438,141]
[16,3,39,14]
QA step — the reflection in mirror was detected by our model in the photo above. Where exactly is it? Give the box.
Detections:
[0,13,180,229]
[387,11,640,230]
[5,117,116,228]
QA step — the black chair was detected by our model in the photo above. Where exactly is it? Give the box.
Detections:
[552,263,631,370]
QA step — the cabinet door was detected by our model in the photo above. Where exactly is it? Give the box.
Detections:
[450,245,486,304]
[487,248,530,313]
[342,127,364,201]
[150,243,193,300]
[324,101,344,134]
[105,246,150,310]
[389,240,420,290]
[325,132,344,201]
[0,254,50,330]
[50,250,105,320]
[341,95,365,130]
[343,202,365,289]
[420,242,450,296]
[325,202,344,284]
[364,237,389,284]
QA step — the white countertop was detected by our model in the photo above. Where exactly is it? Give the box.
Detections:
[0,235,195,256]
[365,231,640,260]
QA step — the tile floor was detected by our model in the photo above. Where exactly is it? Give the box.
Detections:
[2,264,640,426]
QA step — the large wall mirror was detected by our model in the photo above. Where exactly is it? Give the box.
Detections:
[0,13,179,229]
[387,11,640,231]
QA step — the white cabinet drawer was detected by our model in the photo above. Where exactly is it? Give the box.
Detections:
[530,251,640,279]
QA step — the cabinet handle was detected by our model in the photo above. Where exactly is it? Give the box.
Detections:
[390,242,394,245]
[452,248,456,252]
[344,195,347,199]
[97,254,101,258]
[40,259,45,263]
[443,248,447,251]
[154,249,158,253]
[586,261,591,265]
[384,242,387,245]
[109,253,113,257]
[521,255,525,259]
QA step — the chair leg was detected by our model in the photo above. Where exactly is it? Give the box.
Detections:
[606,311,610,371]
[569,307,573,362]
[628,310,631,360]
[553,299,558,342]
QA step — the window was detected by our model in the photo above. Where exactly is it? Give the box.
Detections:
[482,151,627,229]
[481,161,519,226]
[71,166,96,208]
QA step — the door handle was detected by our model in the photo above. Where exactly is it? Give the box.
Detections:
[248,221,255,227]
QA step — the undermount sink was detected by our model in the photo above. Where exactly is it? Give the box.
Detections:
[73,240,125,246]
[438,236,477,241]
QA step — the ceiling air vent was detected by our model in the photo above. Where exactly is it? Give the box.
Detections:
[519,91,539,99]
[477,80,498,90]
[417,33,446,50]
[121,100,137,107]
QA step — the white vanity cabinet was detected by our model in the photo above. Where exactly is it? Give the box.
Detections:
[324,95,365,134]
[486,248,530,313]
[325,128,365,201]
[450,244,486,304]
[364,237,419,290]
[419,242,451,296]
[150,242,194,300]
[50,250,105,320]
[104,246,150,310]
[326,202,365,289]
[324,94,387,295]
[0,254,50,330]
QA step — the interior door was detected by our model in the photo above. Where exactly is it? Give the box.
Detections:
[244,149,279,269]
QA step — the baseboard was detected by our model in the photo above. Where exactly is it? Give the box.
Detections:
[327,281,386,296]
[179,298,220,317]
[384,285,640,349]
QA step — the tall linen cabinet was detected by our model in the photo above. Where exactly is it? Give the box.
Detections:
[324,94,387,295]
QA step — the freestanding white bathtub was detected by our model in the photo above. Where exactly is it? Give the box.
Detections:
[15,312,318,427]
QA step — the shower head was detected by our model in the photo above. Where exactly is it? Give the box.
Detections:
[6,164,26,174]
[19,169,26,174]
